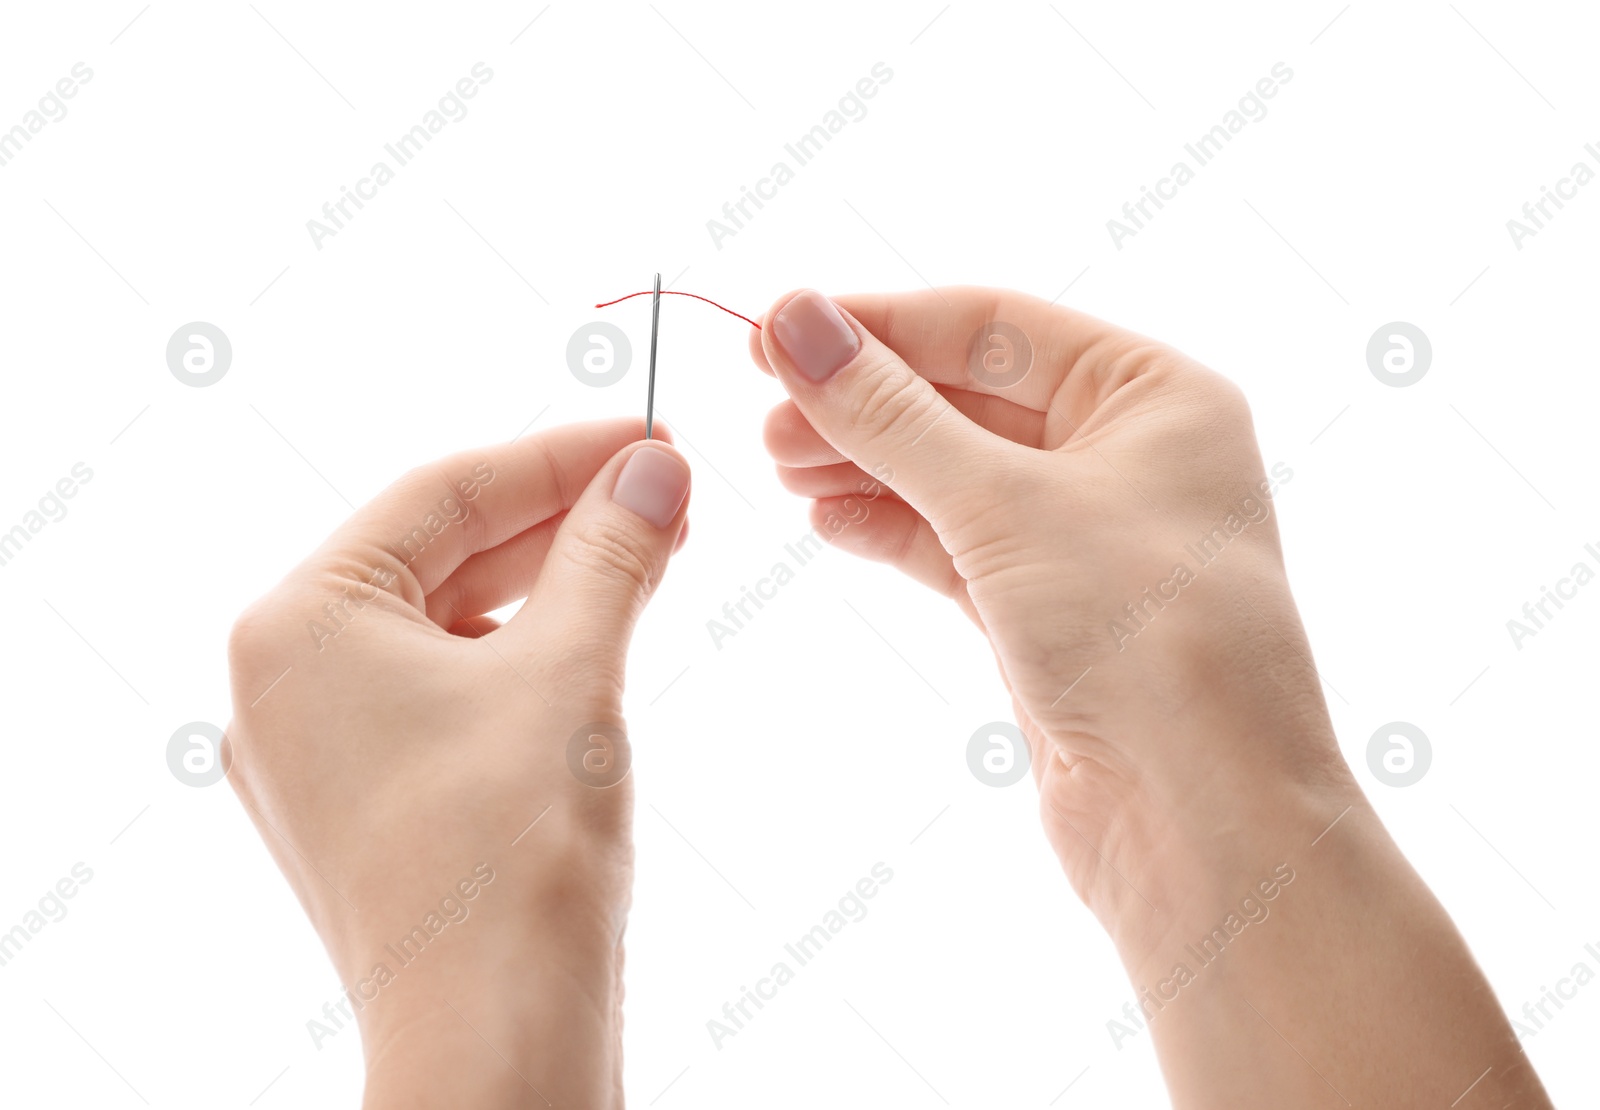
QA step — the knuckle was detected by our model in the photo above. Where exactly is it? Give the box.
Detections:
[1179,358,1250,416]
[1213,375,1254,423]
[566,520,660,594]
[853,362,935,442]
[389,464,438,506]
[1155,348,1251,421]
[227,595,285,675]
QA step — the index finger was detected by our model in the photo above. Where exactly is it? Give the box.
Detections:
[310,417,671,600]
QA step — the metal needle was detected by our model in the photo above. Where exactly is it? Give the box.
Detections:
[645,271,660,439]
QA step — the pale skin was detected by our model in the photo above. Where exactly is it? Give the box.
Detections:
[227,289,1552,1108]
[227,420,691,1108]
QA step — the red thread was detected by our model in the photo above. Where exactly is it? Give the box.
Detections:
[595,290,761,329]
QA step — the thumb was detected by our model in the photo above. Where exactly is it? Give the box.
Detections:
[508,440,690,671]
[760,289,1010,531]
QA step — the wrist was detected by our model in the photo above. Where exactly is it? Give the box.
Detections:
[326,827,633,1108]
[357,892,628,1109]
[360,947,624,1109]
[1103,765,1363,974]
[1084,567,1361,954]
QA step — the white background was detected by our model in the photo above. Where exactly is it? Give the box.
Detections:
[1,1,1597,1106]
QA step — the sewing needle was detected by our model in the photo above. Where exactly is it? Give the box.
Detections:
[645,271,660,439]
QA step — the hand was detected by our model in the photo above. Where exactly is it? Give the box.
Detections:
[750,287,1339,944]
[226,419,690,1110]
[750,289,1550,1108]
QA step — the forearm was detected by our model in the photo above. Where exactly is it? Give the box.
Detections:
[1105,752,1550,1107]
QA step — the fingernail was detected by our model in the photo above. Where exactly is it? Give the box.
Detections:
[613,446,690,528]
[773,290,860,383]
